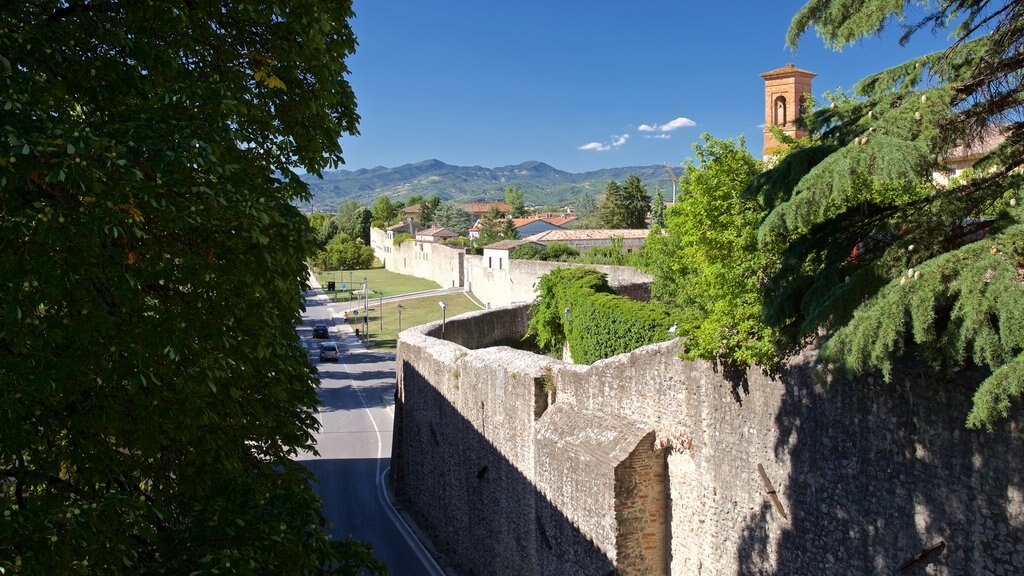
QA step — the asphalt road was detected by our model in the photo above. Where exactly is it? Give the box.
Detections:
[295,286,444,576]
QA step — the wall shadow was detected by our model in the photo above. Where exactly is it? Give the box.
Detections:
[734,363,1023,574]
[393,362,617,576]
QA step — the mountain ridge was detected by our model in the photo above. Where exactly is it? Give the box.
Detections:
[300,159,675,212]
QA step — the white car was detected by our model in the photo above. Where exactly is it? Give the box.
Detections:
[318,342,340,362]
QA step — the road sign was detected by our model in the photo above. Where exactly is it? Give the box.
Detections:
[341,283,347,291]
[327,281,335,291]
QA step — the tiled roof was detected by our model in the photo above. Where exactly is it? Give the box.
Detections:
[484,239,530,250]
[418,227,457,237]
[457,202,513,214]
[944,125,1008,162]
[524,229,650,242]
[760,63,816,79]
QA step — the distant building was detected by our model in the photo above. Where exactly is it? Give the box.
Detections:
[760,63,816,159]
[522,229,649,253]
[415,227,458,243]
[468,213,577,239]
[760,64,1008,178]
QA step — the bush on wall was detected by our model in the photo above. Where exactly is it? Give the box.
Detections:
[526,267,675,364]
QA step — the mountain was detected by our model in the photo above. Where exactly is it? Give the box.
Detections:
[299,160,676,212]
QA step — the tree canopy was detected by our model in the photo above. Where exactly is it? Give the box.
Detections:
[598,175,650,228]
[644,135,781,367]
[751,0,1024,428]
[1,1,385,573]
[504,186,526,217]
[432,202,474,237]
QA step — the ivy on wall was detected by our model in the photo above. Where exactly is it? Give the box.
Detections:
[526,268,675,364]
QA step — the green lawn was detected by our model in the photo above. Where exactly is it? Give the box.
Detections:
[338,292,484,351]
[315,268,441,303]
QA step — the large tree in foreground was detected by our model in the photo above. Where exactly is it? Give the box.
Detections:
[752,0,1024,428]
[1,2,385,574]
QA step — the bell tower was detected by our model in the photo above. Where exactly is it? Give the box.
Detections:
[760,63,815,158]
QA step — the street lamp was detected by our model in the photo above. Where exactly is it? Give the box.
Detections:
[439,301,448,340]
[396,304,405,333]
[378,290,384,331]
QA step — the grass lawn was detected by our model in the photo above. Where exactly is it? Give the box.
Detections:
[314,268,441,303]
[338,292,484,352]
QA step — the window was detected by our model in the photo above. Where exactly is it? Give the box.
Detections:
[774,95,787,126]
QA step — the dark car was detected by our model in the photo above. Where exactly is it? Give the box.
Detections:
[318,342,340,362]
[312,323,329,339]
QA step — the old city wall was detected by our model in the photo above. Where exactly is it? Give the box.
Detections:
[370,228,464,288]
[393,304,1024,576]
[371,227,652,307]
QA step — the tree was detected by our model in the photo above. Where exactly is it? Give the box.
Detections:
[309,213,341,251]
[336,200,371,244]
[0,2,385,574]
[475,207,518,247]
[370,196,398,229]
[651,188,666,229]
[415,196,442,227]
[432,202,474,237]
[597,180,627,228]
[643,135,780,367]
[504,186,527,217]
[620,174,652,229]
[313,233,375,271]
[751,0,1024,429]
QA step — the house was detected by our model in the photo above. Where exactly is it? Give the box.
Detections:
[481,239,543,271]
[386,221,423,239]
[521,229,650,253]
[468,213,577,239]
[415,227,458,243]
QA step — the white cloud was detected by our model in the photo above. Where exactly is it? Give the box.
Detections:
[578,134,629,152]
[644,134,672,140]
[638,116,696,132]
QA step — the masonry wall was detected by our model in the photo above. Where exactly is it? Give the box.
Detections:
[393,304,1024,576]
[371,227,464,288]
[372,227,653,307]
[464,254,653,308]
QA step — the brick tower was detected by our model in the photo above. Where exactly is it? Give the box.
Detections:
[761,63,815,158]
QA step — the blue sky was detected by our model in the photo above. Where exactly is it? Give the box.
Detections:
[339,0,950,174]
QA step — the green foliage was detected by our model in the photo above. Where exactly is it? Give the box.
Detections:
[415,196,441,227]
[504,186,527,217]
[475,208,518,247]
[370,195,398,229]
[335,200,371,244]
[756,0,1024,428]
[510,243,544,260]
[576,237,635,266]
[643,135,783,367]
[526,268,675,364]
[432,202,474,237]
[312,233,375,271]
[0,1,385,573]
[651,188,666,228]
[309,213,341,250]
[597,175,651,229]
[509,241,580,262]
[597,180,626,228]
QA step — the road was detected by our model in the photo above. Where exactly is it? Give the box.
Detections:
[295,283,444,576]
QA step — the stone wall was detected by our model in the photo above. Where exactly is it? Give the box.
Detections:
[392,304,1024,575]
[370,227,464,288]
[371,227,652,308]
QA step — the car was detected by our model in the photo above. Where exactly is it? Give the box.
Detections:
[318,342,340,362]
[312,323,329,339]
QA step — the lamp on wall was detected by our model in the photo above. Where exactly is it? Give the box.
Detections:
[439,301,448,340]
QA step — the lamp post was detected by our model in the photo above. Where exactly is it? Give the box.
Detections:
[396,304,405,334]
[378,291,383,331]
[362,277,369,341]
[439,301,447,340]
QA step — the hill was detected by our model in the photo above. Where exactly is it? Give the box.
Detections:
[299,160,675,212]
